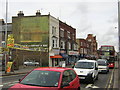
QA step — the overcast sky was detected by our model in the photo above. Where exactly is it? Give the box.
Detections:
[0,0,118,51]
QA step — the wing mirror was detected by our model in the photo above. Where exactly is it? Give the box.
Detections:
[95,67,98,70]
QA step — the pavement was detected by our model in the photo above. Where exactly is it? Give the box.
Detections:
[1,66,37,76]
[113,61,119,89]
[1,65,72,76]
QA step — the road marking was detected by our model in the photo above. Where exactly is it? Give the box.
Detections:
[0,85,3,87]
[85,84,93,88]
[92,86,99,88]
[108,69,114,88]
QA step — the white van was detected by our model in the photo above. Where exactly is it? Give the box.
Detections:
[74,59,98,83]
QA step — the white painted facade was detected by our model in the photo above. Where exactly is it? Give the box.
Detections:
[48,16,59,66]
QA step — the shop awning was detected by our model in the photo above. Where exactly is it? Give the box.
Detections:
[50,55,63,58]
[60,53,68,58]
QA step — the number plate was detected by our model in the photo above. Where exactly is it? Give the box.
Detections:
[80,77,85,79]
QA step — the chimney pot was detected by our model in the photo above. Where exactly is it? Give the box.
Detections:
[36,10,41,16]
[17,11,24,17]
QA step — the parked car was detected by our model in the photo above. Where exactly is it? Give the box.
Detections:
[74,59,98,83]
[9,67,80,90]
[97,59,109,73]
[23,60,39,66]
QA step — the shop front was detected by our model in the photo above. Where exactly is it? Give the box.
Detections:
[60,50,69,66]
[49,49,64,67]
[68,51,79,65]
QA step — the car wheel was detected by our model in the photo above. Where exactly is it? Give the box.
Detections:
[78,87,80,90]
[96,75,98,80]
[24,64,27,66]
[90,76,95,84]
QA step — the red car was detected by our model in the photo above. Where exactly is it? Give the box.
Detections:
[108,62,115,68]
[9,67,80,90]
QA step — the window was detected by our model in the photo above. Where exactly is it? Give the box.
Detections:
[69,70,76,81]
[62,70,71,84]
[52,39,55,48]
[80,48,83,53]
[73,44,77,50]
[81,42,83,46]
[72,34,75,40]
[67,31,71,39]
[52,26,56,36]
[62,70,76,86]
[52,38,58,48]
[88,39,91,42]
[60,41,65,49]
[68,42,71,50]
[60,28,64,37]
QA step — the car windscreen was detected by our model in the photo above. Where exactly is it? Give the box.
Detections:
[98,61,107,66]
[20,70,61,87]
[75,62,94,69]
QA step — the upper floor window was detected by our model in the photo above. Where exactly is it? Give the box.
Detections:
[72,34,75,40]
[68,42,71,50]
[81,42,83,46]
[67,31,71,39]
[88,39,91,42]
[73,44,78,50]
[60,41,65,49]
[60,28,64,37]
[52,26,56,36]
[52,38,58,48]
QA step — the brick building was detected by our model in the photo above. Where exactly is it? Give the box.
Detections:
[86,34,98,59]
[59,21,79,65]
[76,38,89,59]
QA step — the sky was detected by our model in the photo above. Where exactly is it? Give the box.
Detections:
[0,0,118,51]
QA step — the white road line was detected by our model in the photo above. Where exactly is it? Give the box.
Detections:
[92,86,99,88]
[85,84,93,88]
[0,85,3,87]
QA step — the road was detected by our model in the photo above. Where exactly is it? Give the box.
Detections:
[1,69,114,89]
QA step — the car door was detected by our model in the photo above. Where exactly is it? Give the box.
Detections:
[61,70,79,89]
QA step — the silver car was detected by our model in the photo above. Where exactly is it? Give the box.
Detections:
[97,59,109,73]
[24,60,39,66]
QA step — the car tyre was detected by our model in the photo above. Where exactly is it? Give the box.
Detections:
[96,75,98,80]
[78,87,80,90]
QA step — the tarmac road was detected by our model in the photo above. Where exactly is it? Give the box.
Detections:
[1,69,114,89]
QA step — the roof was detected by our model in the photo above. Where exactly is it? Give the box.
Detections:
[77,59,97,63]
[33,67,72,72]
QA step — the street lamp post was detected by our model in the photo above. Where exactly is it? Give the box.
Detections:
[4,0,8,73]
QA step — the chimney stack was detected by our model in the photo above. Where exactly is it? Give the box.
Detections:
[17,11,24,17]
[36,10,41,16]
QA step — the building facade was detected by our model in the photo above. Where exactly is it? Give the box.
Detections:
[59,21,79,65]
[76,38,89,59]
[12,11,77,67]
[86,34,98,59]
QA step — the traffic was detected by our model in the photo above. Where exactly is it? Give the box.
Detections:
[6,58,115,90]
